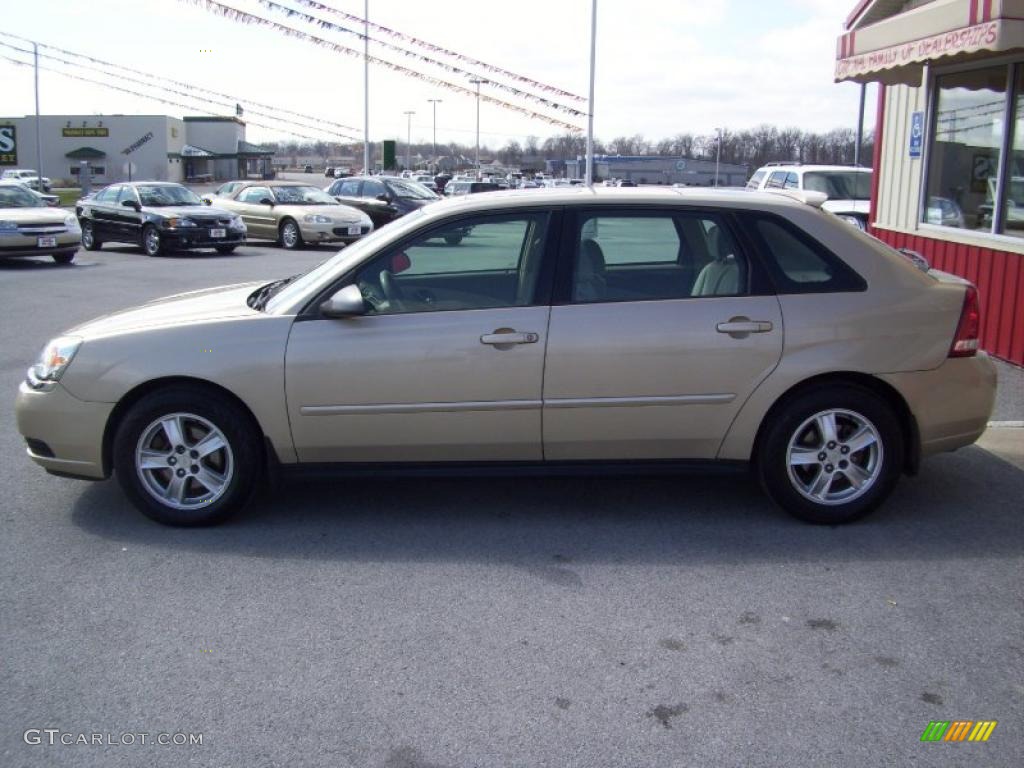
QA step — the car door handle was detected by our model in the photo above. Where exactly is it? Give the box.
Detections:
[716,319,774,335]
[480,329,539,346]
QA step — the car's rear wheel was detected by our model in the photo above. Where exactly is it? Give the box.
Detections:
[51,251,75,265]
[142,224,163,257]
[279,219,303,250]
[113,386,261,526]
[758,385,903,524]
[81,221,102,250]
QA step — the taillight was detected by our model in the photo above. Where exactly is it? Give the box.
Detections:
[949,284,980,358]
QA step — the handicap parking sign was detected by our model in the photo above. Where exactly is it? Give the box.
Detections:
[909,112,924,158]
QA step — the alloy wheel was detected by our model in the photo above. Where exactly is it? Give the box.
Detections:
[135,412,234,510]
[785,408,883,506]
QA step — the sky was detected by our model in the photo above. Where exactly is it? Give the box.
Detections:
[0,0,875,149]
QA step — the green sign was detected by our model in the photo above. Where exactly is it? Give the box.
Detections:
[382,140,396,170]
[62,127,109,137]
[0,125,16,166]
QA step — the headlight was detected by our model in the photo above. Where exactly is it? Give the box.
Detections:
[27,335,82,390]
[229,215,245,229]
[64,215,81,231]
[164,217,197,228]
[303,214,333,224]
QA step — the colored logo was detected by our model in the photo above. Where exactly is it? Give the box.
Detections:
[921,720,997,742]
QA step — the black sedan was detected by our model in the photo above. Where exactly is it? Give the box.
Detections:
[77,182,246,256]
[324,175,439,228]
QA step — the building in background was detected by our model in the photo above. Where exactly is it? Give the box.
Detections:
[565,155,748,186]
[836,0,1024,365]
[0,114,274,186]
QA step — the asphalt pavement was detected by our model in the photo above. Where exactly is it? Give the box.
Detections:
[1,243,1022,768]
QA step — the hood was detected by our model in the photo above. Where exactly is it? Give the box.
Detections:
[822,199,870,216]
[143,205,237,219]
[0,206,70,224]
[67,281,265,339]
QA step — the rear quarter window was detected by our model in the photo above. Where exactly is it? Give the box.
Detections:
[742,213,866,294]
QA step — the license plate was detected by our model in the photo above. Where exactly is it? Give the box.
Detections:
[347,226,361,236]
[37,236,57,247]
[209,228,226,238]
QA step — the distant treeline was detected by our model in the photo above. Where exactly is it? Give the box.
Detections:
[269,125,872,170]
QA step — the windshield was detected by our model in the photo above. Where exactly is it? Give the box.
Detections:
[264,207,430,313]
[387,179,438,200]
[0,185,42,207]
[803,171,871,200]
[272,186,337,204]
[137,185,202,206]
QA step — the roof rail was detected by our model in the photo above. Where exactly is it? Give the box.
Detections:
[764,161,801,167]
[764,189,827,208]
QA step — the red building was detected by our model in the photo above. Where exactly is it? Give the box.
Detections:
[837,0,1024,365]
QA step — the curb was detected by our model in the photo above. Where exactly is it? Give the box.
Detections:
[986,421,1024,428]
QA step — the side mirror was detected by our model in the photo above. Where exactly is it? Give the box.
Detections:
[376,194,391,203]
[122,199,140,210]
[259,198,274,206]
[320,284,366,318]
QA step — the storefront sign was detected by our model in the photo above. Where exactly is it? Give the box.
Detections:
[0,125,16,165]
[836,21,998,80]
[122,132,154,155]
[62,127,109,137]
[909,112,924,158]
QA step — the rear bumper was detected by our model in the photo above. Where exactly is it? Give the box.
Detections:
[878,353,997,457]
[15,381,113,480]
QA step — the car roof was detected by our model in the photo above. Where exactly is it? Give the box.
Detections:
[418,186,824,214]
[236,180,323,188]
[758,164,871,174]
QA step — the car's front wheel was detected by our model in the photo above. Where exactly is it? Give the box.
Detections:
[279,219,303,250]
[142,224,163,257]
[113,386,261,526]
[758,385,903,524]
[51,252,75,265]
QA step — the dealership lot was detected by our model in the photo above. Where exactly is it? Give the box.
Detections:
[1,245,1022,767]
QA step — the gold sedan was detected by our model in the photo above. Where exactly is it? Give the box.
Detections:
[212,181,373,249]
[0,182,81,264]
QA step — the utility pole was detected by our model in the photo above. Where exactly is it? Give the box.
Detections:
[403,110,415,170]
[715,128,722,188]
[469,78,487,178]
[585,0,597,188]
[427,99,442,171]
[34,42,42,185]
[362,0,370,174]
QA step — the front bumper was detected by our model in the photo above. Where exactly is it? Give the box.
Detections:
[878,353,997,457]
[16,381,113,480]
[0,231,81,257]
[298,221,372,244]
[161,228,246,250]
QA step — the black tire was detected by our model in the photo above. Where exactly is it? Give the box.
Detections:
[444,233,464,245]
[112,386,262,526]
[142,224,163,257]
[51,251,75,265]
[279,219,303,250]
[215,245,237,254]
[757,384,903,525]
[81,220,102,250]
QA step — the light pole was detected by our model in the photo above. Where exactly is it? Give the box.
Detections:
[469,78,487,178]
[33,42,42,186]
[585,0,597,188]
[403,110,415,170]
[362,0,370,174]
[427,98,442,171]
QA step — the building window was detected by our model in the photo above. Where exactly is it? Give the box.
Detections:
[925,64,1012,234]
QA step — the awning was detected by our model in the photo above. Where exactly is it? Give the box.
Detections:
[836,0,1024,84]
[65,146,106,159]
[237,140,274,156]
[179,144,215,157]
